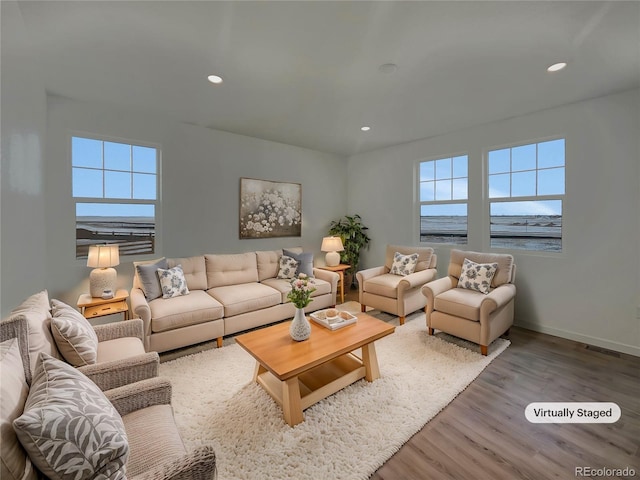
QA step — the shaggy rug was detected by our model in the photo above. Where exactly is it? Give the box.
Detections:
[160,310,509,480]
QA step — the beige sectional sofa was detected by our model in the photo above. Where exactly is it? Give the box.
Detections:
[130,247,339,353]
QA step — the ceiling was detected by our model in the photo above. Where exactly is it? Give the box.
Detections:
[6,1,640,156]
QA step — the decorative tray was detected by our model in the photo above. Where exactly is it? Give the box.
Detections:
[309,309,357,330]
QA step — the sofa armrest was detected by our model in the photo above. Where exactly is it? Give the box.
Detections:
[480,283,517,317]
[105,377,172,417]
[93,318,144,343]
[130,288,153,351]
[398,268,438,291]
[130,446,217,480]
[356,266,387,285]
[78,351,159,391]
[312,268,339,290]
[421,276,454,303]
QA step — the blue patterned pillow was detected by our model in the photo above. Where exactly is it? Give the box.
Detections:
[277,255,299,279]
[13,353,129,480]
[157,264,190,299]
[457,258,498,294]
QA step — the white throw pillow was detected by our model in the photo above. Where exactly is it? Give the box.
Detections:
[157,264,190,298]
[457,258,498,294]
[277,255,299,279]
[390,252,419,276]
[50,299,99,367]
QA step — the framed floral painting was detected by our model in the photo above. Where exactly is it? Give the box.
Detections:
[239,178,302,238]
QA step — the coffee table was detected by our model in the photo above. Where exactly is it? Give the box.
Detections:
[235,312,395,426]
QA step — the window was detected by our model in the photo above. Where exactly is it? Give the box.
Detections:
[418,154,468,244]
[72,136,159,259]
[488,138,565,252]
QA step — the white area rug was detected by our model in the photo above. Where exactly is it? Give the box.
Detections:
[160,311,509,480]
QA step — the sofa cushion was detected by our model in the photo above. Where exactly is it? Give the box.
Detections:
[434,288,484,321]
[283,249,315,277]
[1,338,37,480]
[13,353,129,480]
[97,337,146,363]
[135,258,168,300]
[10,290,62,374]
[256,250,283,282]
[158,265,190,299]
[149,291,224,334]
[448,249,514,287]
[122,404,186,478]
[277,255,299,279]
[205,252,259,288]
[385,245,433,273]
[363,274,403,299]
[457,258,498,294]
[390,252,419,276]
[50,299,99,367]
[208,283,281,317]
[261,277,332,303]
[167,256,207,290]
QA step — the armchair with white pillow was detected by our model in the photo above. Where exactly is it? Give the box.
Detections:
[357,245,437,325]
[421,249,516,355]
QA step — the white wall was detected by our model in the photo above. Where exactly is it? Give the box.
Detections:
[348,89,640,356]
[0,1,48,314]
[2,96,346,313]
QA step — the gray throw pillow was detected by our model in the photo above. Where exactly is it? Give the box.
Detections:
[136,258,169,300]
[13,353,129,480]
[283,249,314,278]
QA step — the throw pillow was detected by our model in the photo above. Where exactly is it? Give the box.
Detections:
[1,338,37,480]
[390,252,419,276]
[283,249,315,277]
[277,255,299,279]
[457,258,498,294]
[157,264,190,298]
[50,299,99,367]
[13,353,129,480]
[136,258,169,300]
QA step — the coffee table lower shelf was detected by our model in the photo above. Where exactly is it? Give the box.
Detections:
[254,353,366,426]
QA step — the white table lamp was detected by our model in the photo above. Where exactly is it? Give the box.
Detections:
[321,236,344,267]
[87,244,120,298]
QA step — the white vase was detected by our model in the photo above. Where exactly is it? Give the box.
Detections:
[290,307,311,341]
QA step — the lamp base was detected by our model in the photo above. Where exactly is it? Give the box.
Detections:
[89,267,117,298]
[325,251,340,267]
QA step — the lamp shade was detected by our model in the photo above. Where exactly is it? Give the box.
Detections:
[321,236,344,253]
[87,244,120,268]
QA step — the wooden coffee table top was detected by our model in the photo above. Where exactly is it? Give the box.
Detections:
[235,312,395,381]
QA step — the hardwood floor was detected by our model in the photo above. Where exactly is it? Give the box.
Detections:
[369,319,640,479]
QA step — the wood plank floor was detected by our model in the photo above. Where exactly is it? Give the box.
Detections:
[369,325,640,480]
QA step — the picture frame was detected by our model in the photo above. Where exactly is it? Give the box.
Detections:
[239,177,302,239]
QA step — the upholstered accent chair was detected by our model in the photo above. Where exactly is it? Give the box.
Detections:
[422,249,516,355]
[357,245,437,325]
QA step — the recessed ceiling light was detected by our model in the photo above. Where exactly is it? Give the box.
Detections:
[360,126,371,132]
[547,62,567,72]
[207,74,223,84]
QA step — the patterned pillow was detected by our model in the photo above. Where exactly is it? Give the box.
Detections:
[50,299,99,367]
[157,264,190,299]
[13,353,129,480]
[390,252,419,276]
[457,258,498,294]
[277,255,299,279]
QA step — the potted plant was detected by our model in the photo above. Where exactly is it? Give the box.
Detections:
[328,214,371,290]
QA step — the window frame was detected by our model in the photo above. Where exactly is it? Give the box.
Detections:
[416,153,469,246]
[70,132,162,261]
[485,136,565,254]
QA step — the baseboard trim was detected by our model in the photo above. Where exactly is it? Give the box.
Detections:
[515,320,640,358]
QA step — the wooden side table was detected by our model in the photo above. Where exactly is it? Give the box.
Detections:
[316,264,350,304]
[77,289,130,321]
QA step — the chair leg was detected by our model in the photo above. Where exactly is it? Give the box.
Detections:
[480,345,488,356]
[428,328,434,336]
[216,337,223,348]
[504,328,510,336]
[399,316,405,325]
[361,304,366,313]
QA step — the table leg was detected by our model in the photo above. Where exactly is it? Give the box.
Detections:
[361,343,380,381]
[339,271,344,304]
[282,377,304,426]
[253,362,267,382]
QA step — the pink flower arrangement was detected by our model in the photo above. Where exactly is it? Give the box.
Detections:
[287,273,317,308]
